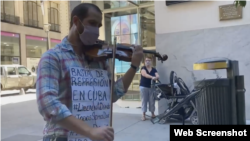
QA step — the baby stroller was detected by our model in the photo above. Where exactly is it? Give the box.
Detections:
[151,71,198,125]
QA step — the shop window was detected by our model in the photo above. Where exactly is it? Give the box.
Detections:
[23,1,43,28]
[50,39,61,48]
[89,0,153,10]
[26,35,47,73]
[104,10,141,100]
[100,3,155,101]
[48,2,60,32]
[26,35,47,58]
[1,31,20,65]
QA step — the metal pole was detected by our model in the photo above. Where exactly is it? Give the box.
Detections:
[235,75,246,125]
[227,60,239,125]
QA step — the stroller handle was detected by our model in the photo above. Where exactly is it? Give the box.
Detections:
[151,79,161,84]
[151,79,161,88]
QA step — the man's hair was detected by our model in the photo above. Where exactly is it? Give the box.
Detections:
[69,3,102,29]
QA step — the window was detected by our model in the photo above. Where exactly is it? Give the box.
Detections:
[26,35,47,58]
[138,0,154,4]
[1,1,17,24]
[7,67,16,75]
[50,39,61,48]
[1,31,20,65]
[18,67,30,75]
[0,67,3,75]
[48,2,60,32]
[89,1,153,10]
[23,1,43,28]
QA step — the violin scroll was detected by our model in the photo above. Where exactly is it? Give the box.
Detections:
[157,53,168,63]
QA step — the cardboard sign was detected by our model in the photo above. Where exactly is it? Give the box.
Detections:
[68,67,111,141]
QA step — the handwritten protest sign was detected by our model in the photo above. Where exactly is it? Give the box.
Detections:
[68,67,111,141]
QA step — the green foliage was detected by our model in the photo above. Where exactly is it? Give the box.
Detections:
[235,0,247,7]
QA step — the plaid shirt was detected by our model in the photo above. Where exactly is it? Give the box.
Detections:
[36,37,126,137]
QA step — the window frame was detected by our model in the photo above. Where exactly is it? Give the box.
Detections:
[23,1,42,28]
[0,0,16,22]
[48,1,60,32]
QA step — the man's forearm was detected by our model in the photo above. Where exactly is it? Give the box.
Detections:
[122,68,137,90]
[57,115,92,138]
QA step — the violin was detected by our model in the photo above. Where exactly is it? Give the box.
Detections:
[84,38,168,127]
[84,40,168,63]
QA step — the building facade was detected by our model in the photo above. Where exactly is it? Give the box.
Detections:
[155,1,250,119]
[1,0,69,72]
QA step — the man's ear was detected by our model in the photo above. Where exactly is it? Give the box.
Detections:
[72,16,79,27]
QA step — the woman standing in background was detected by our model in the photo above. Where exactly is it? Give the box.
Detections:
[139,56,159,121]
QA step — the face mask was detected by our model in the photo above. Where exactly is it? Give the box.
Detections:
[145,61,151,66]
[77,20,99,45]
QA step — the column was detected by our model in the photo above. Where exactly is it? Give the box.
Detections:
[43,1,49,25]
[15,1,24,24]
[20,33,27,66]
[60,1,70,39]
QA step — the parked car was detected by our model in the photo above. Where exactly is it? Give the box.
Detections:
[0,65,37,93]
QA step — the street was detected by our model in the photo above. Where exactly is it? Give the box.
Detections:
[1,90,171,141]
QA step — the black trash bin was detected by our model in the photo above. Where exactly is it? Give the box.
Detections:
[194,79,233,125]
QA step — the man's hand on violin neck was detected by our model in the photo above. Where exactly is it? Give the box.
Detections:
[131,45,143,67]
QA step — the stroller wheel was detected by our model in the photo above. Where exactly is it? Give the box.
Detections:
[190,115,198,125]
[176,77,190,95]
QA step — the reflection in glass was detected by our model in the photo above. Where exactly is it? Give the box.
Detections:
[91,1,136,10]
[111,36,121,44]
[131,33,138,45]
[90,0,153,10]
[1,31,20,65]
[105,11,141,93]
[138,0,154,4]
[140,6,155,47]
[120,35,131,44]
[26,36,47,58]
[50,39,61,49]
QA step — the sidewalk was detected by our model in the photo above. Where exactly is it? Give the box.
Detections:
[1,95,250,141]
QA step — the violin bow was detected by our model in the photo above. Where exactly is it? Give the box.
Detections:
[109,37,117,127]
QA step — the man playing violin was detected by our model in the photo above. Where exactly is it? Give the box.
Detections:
[36,3,143,141]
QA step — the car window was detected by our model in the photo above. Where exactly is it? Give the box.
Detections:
[18,67,30,75]
[0,67,3,75]
[7,67,17,75]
